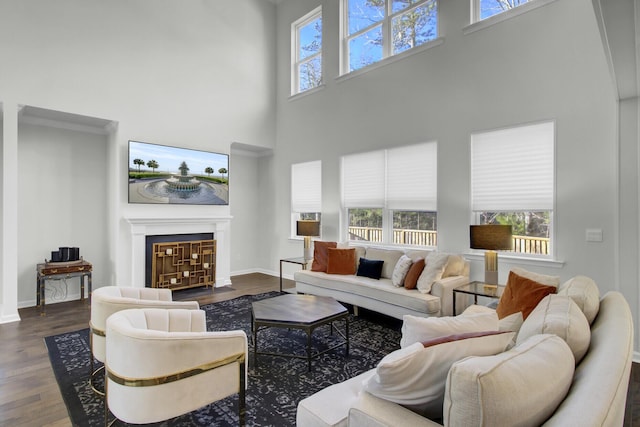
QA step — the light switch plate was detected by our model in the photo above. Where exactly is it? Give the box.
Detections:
[586,229,603,242]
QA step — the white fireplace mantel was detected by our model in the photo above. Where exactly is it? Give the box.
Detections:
[126,216,232,288]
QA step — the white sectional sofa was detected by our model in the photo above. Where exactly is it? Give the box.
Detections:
[294,246,470,319]
[297,276,634,427]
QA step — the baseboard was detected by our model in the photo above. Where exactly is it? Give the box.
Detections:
[231,268,279,278]
[0,313,21,324]
[634,351,640,364]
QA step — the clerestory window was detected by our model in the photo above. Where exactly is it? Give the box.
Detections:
[341,0,438,74]
[292,7,323,95]
[473,0,532,21]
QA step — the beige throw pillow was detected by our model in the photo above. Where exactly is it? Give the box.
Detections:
[400,311,498,348]
[557,275,600,325]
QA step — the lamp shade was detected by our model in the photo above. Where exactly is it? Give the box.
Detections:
[296,220,320,237]
[470,225,513,250]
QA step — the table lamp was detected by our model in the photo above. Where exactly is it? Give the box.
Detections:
[297,220,320,260]
[470,224,513,285]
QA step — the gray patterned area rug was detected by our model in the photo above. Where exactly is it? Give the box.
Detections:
[45,291,401,426]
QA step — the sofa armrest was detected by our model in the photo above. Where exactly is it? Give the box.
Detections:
[430,275,469,317]
[349,392,442,427]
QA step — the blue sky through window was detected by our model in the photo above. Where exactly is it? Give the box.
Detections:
[479,0,530,20]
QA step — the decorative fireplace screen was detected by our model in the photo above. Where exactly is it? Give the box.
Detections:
[151,239,216,290]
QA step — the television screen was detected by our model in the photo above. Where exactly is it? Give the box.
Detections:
[128,140,229,205]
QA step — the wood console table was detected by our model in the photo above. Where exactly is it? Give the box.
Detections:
[36,260,92,315]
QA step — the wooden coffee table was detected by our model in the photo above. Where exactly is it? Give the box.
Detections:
[251,294,349,371]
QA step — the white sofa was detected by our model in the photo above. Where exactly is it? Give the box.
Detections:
[295,247,470,319]
[297,279,634,427]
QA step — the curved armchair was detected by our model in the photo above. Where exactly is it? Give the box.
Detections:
[89,286,200,395]
[105,308,248,426]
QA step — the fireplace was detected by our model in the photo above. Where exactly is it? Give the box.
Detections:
[126,217,232,288]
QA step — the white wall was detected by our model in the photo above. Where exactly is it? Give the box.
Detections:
[0,0,276,314]
[272,0,624,308]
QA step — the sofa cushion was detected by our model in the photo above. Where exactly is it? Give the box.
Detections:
[417,252,449,294]
[365,248,404,279]
[364,331,514,419]
[326,248,357,275]
[356,258,384,280]
[391,255,413,287]
[311,241,337,272]
[558,275,600,325]
[511,266,560,288]
[444,334,574,427]
[400,311,498,348]
[403,259,425,290]
[294,270,441,315]
[516,294,590,364]
[496,270,557,320]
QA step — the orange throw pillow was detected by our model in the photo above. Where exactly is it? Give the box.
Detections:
[404,258,425,290]
[326,248,357,275]
[311,241,337,272]
[496,271,557,320]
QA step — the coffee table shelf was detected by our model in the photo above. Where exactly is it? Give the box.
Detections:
[251,294,349,371]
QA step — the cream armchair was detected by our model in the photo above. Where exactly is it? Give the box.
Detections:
[105,308,248,426]
[89,286,200,394]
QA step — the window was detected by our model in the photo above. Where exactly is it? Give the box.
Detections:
[471,121,555,256]
[473,0,531,21]
[291,160,322,237]
[341,142,437,247]
[342,0,438,74]
[292,7,323,95]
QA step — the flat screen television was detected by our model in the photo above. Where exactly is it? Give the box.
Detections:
[128,140,229,205]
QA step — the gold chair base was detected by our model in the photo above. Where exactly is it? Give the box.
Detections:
[89,365,105,397]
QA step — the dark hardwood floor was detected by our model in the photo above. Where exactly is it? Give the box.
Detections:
[0,272,637,426]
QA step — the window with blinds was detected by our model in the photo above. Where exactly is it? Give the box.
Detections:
[291,160,322,237]
[341,142,438,247]
[470,121,555,256]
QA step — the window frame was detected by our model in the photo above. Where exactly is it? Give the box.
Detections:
[340,0,439,75]
[470,120,556,259]
[466,0,557,33]
[291,6,323,96]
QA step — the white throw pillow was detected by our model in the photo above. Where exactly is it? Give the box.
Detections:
[511,267,560,288]
[400,311,498,348]
[364,331,515,419]
[558,275,600,325]
[516,294,590,364]
[416,252,449,294]
[391,255,413,287]
[444,334,574,427]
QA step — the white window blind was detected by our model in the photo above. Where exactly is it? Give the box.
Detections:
[386,142,437,211]
[341,150,386,208]
[471,121,554,212]
[342,142,437,210]
[291,160,322,212]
